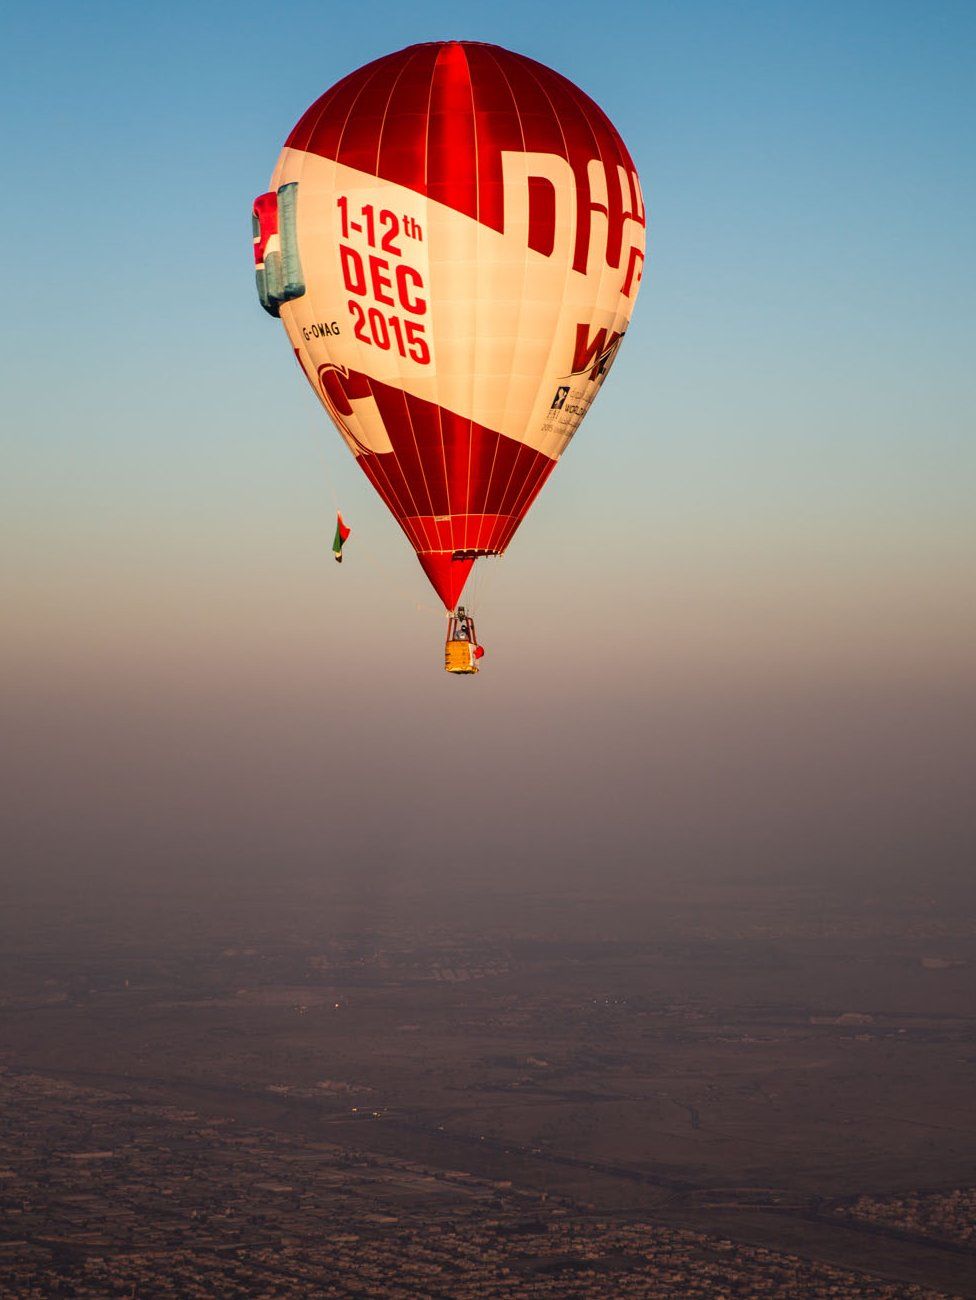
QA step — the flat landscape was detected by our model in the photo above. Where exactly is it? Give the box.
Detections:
[1,877,974,1297]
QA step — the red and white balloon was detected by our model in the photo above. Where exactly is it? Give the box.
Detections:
[254,41,645,609]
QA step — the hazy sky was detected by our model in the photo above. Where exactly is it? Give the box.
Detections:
[2,1,974,899]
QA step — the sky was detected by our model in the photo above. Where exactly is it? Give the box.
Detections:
[2,1,974,903]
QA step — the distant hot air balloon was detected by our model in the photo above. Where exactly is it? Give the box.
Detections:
[253,41,645,668]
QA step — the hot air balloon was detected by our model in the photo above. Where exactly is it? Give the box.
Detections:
[252,41,645,670]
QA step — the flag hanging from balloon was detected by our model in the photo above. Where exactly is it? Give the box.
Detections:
[332,512,351,563]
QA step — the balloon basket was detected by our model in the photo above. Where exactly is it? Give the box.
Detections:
[444,606,483,674]
[445,641,479,675]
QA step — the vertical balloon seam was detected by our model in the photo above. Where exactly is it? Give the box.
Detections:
[376,45,447,559]
[493,47,543,548]
[503,54,584,551]
[392,52,441,553]
[426,51,459,561]
[494,53,570,546]
[372,45,442,561]
[469,47,521,556]
[430,47,464,564]
[487,57,566,554]
[463,42,480,579]
[475,45,536,558]
[410,47,447,568]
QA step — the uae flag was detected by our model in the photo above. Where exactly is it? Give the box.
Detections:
[333,512,351,562]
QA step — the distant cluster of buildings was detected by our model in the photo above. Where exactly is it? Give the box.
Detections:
[17,1222,953,1299]
[0,1069,950,1299]
[835,1188,976,1246]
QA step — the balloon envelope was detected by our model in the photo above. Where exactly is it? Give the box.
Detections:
[254,41,645,608]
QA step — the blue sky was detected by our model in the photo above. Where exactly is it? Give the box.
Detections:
[2,1,974,894]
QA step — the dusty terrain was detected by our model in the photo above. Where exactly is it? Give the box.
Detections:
[1,878,974,1296]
